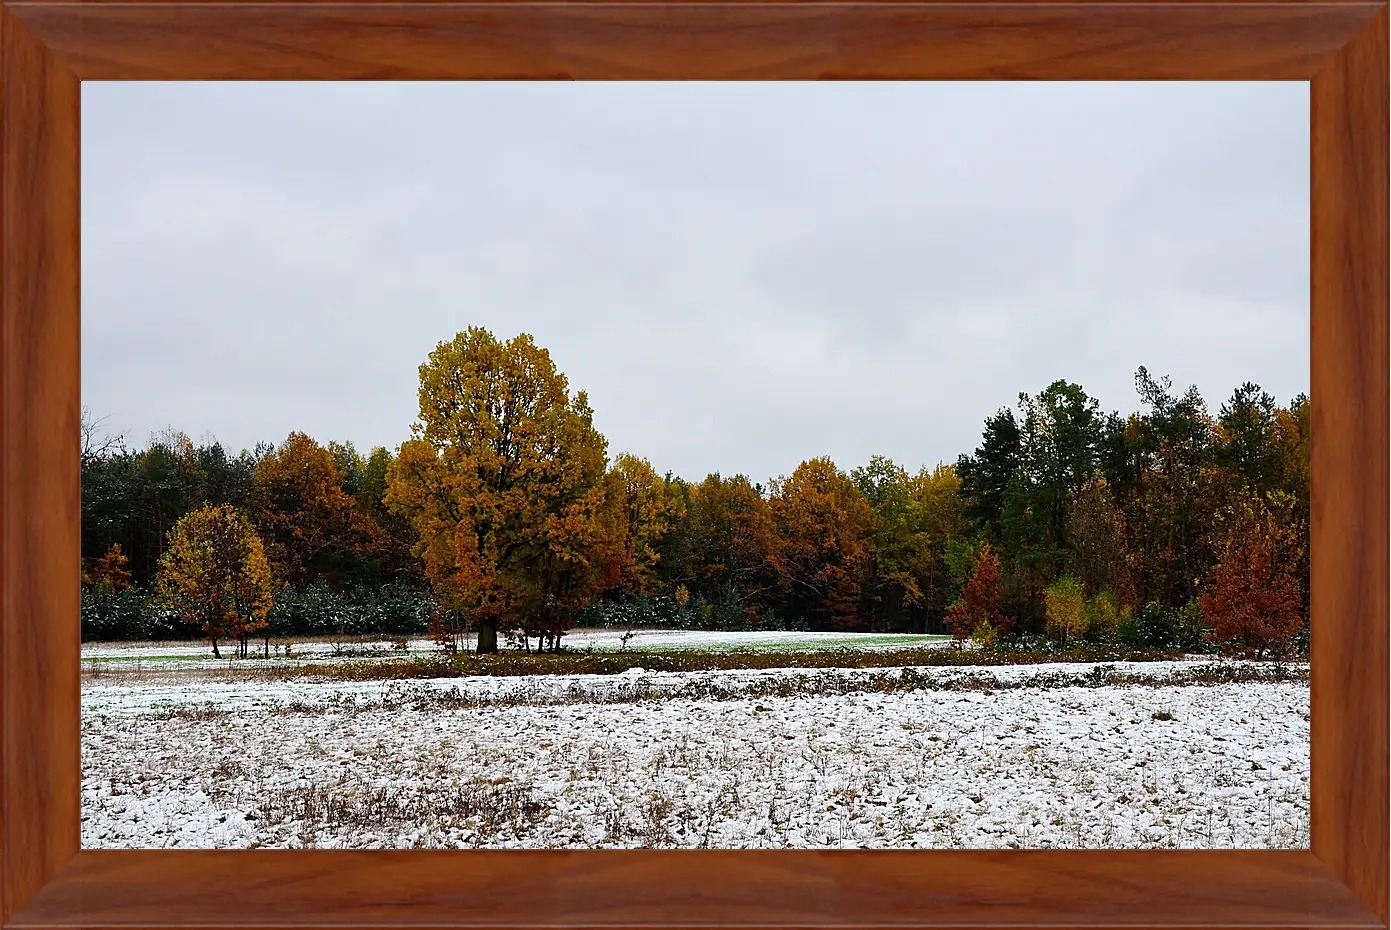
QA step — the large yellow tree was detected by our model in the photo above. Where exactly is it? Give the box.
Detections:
[156,504,273,658]
[385,328,610,653]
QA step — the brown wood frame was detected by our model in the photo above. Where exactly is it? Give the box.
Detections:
[1,3,1386,928]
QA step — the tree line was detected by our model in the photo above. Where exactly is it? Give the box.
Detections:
[82,327,1309,658]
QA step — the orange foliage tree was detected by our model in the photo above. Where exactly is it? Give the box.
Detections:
[87,543,133,592]
[675,473,777,623]
[768,457,874,631]
[1198,489,1305,659]
[250,431,357,589]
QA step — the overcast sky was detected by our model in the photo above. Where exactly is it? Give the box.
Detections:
[82,82,1308,484]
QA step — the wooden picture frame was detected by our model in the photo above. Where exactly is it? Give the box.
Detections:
[1,3,1385,928]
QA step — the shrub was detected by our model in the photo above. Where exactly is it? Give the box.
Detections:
[1172,599,1217,654]
[265,581,435,639]
[1083,588,1125,640]
[997,632,1053,654]
[428,606,469,653]
[1117,600,1172,649]
[574,593,810,633]
[970,620,999,650]
[358,583,436,636]
[1113,599,1214,653]
[81,583,151,641]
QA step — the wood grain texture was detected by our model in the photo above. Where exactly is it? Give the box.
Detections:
[3,1,1382,80]
[1310,7,1390,928]
[9,849,1388,929]
[0,0,1388,928]
[0,4,81,925]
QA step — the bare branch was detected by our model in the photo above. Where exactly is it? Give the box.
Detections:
[81,406,126,468]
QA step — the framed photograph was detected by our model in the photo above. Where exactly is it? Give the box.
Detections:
[1,2,1385,929]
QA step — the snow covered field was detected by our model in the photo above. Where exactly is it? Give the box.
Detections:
[81,630,952,672]
[81,655,1310,850]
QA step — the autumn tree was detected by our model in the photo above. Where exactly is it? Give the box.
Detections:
[665,473,776,626]
[1273,395,1311,620]
[1043,575,1088,645]
[768,458,874,631]
[909,464,969,631]
[851,458,967,633]
[351,446,421,584]
[943,543,1012,643]
[1198,490,1306,659]
[155,504,273,658]
[1084,588,1125,638]
[385,328,609,653]
[82,429,263,589]
[1273,394,1311,510]
[852,456,925,632]
[1211,388,1311,622]
[1067,476,1136,607]
[250,432,358,589]
[87,543,133,592]
[599,453,684,598]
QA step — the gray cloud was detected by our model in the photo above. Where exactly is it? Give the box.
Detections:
[82,81,1308,484]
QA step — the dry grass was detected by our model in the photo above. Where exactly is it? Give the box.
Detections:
[139,661,1307,722]
[84,667,1310,851]
[84,642,1201,686]
[284,645,1194,683]
[253,779,548,846]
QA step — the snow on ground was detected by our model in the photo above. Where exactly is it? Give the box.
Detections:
[80,657,1272,717]
[552,629,953,652]
[82,659,1309,850]
[81,630,953,669]
[82,638,438,667]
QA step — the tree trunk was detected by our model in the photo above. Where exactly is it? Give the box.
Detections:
[211,636,221,659]
[476,618,498,654]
